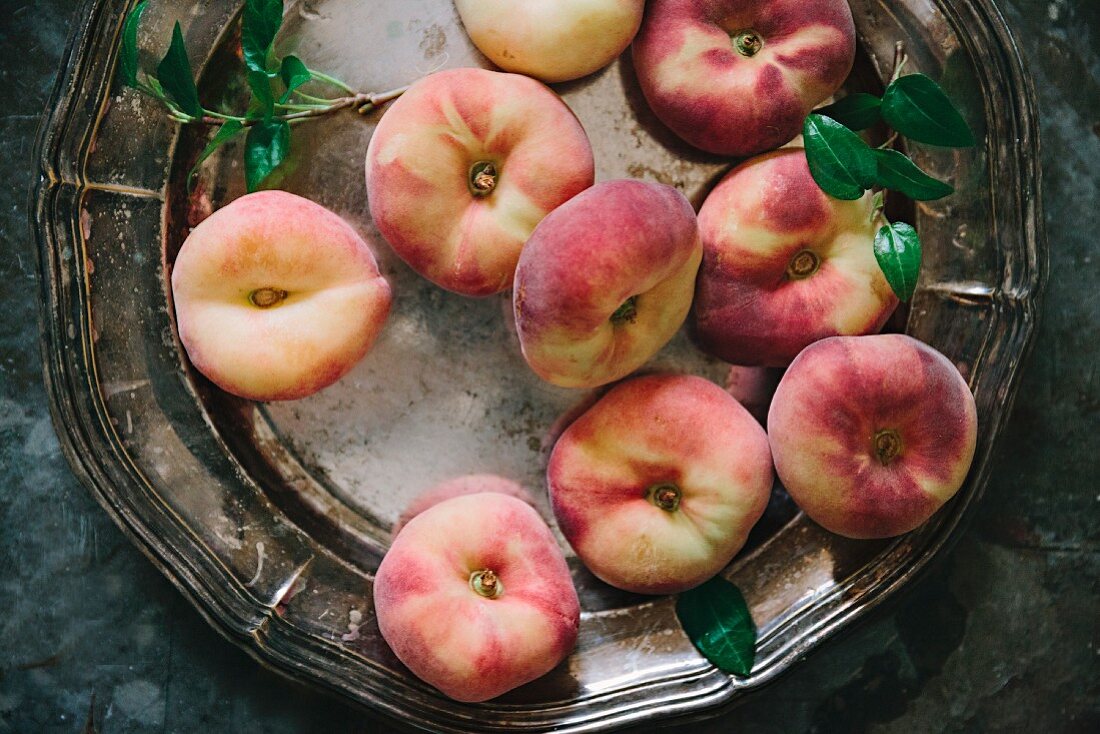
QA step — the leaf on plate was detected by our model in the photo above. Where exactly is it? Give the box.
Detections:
[676,576,757,677]
[279,55,311,103]
[187,120,243,192]
[816,92,882,131]
[242,0,285,73]
[245,118,290,192]
[118,1,148,88]
[155,22,202,118]
[874,222,922,301]
[247,69,275,118]
[873,148,954,201]
[881,73,975,148]
[803,113,877,200]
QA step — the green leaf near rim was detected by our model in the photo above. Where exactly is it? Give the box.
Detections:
[119,1,147,88]
[676,577,757,677]
[816,93,882,131]
[873,148,955,201]
[874,222,922,301]
[247,69,275,118]
[155,22,202,118]
[187,120,243,193]
[279,55,311,103]
[244,118,291,192]
[242,0,285,73]
[803,114,877,201]
[881,73,976,148]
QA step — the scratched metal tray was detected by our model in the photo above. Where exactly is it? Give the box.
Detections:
[33,0,1044,730]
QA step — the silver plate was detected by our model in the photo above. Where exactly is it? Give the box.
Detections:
[33,0,1045,731]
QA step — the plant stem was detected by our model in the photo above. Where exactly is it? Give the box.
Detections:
[204,109,247,122]
[878,130,900,149]
[308,70,356,94]
[183,84,408,127]
[890,41,908,83]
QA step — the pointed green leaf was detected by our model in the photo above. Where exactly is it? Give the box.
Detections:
[247,69,275,118]
[279,55,311,103]
[242,0,284,73]
[187,120,243,193]
[119,1,148,88]
[874,222,922,301]
[816,93,882,131]
[803,114,877,200]
[155,22,202,118]
[881,73,975,147]
[676,577,757,677]
[873,149,955,201]
[244,118,291,192]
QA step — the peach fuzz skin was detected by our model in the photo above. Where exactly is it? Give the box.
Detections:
[455,0,645,83]
[513,180,702,388]
[768,334,978,539]
[365,68,594,297]
[632,0,855,156]
[548,374,773,594]
[373,492,580,702]
[391,474,536,540]
[170,191,392,402]
[693,148,897,367]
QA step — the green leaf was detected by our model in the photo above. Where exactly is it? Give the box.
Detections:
[247,70,275,118]
[816,93,882,131]
[676,577,757,677]
[119,1,148,88]
[279,55,311,103]
[155,22,202,118]
[242,0,284,73]
[874,222,922,301]
[803,114,876,201]
[881,73,975,148]
[244,118,291,192]
[187,120,243,193]
[873,148,955,201]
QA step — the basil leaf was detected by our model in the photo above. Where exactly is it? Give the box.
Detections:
[245,118,290,192]
[881,73,975,148]
[873,148,955,201]
[242,0,284,73]
[187,120,243,193]
[803,114,876,200]
[874,222,922,301]
[279,55,311,103]
[155,22,202,118]
[676,577,757,677]
[816,93,882,131]
[247,69,275,118]
[119,1,147,88]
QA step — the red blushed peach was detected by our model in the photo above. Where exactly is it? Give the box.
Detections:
[768,334,978,539]
[513,180,702,388]
[390,475,536,540]
[170,191,392,402]
[365,68,594,297]
[373,492,580,702]
[632,0,855,156]
[548,374,773,594]
[693,148,897,367]
[455,0,645,83]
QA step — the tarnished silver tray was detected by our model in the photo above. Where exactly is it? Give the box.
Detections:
[33,0,1044,731]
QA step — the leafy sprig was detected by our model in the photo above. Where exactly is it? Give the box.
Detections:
[118,0,407,192]
[805,43,975,302]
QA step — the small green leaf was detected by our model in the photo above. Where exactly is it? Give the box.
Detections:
[155,22,202,118]
[816,93,882,131]
[242,0,284,73]
[676,577,757,677]
[873,149,955,201]
[279,55,311,103]
[247,70,275,118]
[245,118,291,192]
[874,222,922,301]
[803,114,876,201]
[187,120,243,193]
[881,73,975,148]
[119,1,148,88]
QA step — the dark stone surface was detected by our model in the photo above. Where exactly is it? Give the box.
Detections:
[1,1,1097,732]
